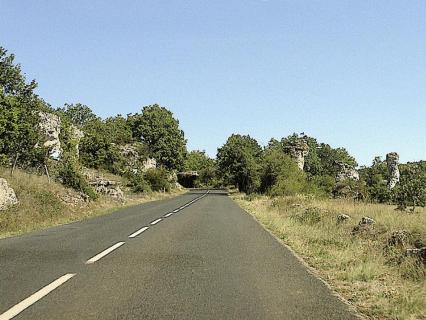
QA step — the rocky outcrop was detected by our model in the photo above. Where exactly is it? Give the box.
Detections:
[336,213,350,223]
[386,152,400,189]
[0,178,18,210]
[70,125,84,158]
[177,171,199,188]
[83,170,124,200]
[117,144,156,173]
[38,112,62,160]
[335,161,359,181]
[284,138,309,170]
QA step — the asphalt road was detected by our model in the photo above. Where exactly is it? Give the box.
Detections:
[0,189,357,319]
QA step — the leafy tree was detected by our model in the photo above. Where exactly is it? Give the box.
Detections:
[128,105,187,170]
[184,150,217,186]
[359,156,391,203]
[0,47,37,98]
[57,103,98,127]
[105,115,133,145]
[394,163,426,211]
[217,134,263,193]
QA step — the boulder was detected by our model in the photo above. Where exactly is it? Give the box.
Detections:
[70,125,84,158]
[82,169,124,201]
[38,112,62,160]
[388,230,411,248]
[336,213,350,223]
[0,178,18,210]
[406,247,426,264]
[284,138,309,170]
[359,216,376,225]
[335,161,359,181]
[386,152,400,189]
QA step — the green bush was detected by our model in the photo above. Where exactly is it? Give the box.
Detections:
[144,168,171,192]
[291,207,322,225]
[56,158,97,200]
[128,172,152,193]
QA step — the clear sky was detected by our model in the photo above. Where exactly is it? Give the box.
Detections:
[1,0,425,166]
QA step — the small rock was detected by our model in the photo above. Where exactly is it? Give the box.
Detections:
[359,217,375,225]
[336,213,350,223]
[0,178,18,210]
[406,247,426,264]
[388,230,411,247]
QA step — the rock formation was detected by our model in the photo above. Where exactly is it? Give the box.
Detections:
[142,157,157,171]
[386,152,400,189]
[336,213,350,223]
[335,161,359,181]
[0,178,18,210]
[83,169,124,200]
[70,125,84,158]
[117,144,156,173]
[284,139,309,170]
[38,112,62,160]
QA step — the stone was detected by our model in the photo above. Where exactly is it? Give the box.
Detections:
[38,112,62,160]
[70,125,84,158]
[336,213,350,223]
[82,169,124,201]
[38,111,62,160]
[284,138,309,170]
[359,216,376,225]
[386,152,400,189]
[0,178,18,210]
[117,144,156,173]
[142,157,157,171]
[335,161,359,181]
[388,230,411,247]
[406,247,426,264]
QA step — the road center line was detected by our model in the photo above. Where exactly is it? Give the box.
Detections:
[0,273,76,320]
[128,226,149,238]
[172,209,179,213]
[164,212,174,217]
[86,242,125,264]
[150,218,162,225]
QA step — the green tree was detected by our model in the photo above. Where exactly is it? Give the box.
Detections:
[184,150,217,186]
[128,105,187,170]
[105,115,133,145]
[57,103,98,127]
[394,163,426,211]
[217,134,263,193]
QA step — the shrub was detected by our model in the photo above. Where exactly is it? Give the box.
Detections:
[128,172,152,193]
[144,168,171,192]
[56,158,97,200]
[291,207,322,225]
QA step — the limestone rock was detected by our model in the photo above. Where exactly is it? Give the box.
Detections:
[70,125,84,158]
[336,213,350,223]
[83,169,124,200]
[38,112,62,160]
[117,144,156,173]
[284,138,309,170]
[359,216,376,225]
[142,157,157,171]
[388,230,411,248]
[386,152,400,189]
[335,161,359,181]
[0,178,18,210]
[406,247,426,264]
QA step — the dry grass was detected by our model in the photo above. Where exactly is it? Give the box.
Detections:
[232,193,426,320]
[0,167,184,238]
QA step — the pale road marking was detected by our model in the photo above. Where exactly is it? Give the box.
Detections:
[0,273,75,320]
[164,212,174,217]
[129,226,149,238]
[86,242,125,264]
[150,218,162,225]
[173,209,179,213]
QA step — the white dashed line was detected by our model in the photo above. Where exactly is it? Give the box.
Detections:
[173,209,179,213]
[164,212,174,217]
[86,242,125,264]
[129,226,149,238]
[150,218,162,225]
[0,273,76,320]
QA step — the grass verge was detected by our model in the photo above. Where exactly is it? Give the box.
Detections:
[232,193,426,320]
[0,168,185,239]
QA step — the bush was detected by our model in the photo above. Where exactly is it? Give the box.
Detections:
[144,168,171,192]
[291,207,322,225]
[56,158,97,200]
[128,172,152,193]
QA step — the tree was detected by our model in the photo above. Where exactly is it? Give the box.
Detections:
[0,47,37,98]
[105,115,133,145]
[184,150,217,186]
[217,134,263,193]
[57,103,98,127]
[128,105,187,170]
[394,163,426,211]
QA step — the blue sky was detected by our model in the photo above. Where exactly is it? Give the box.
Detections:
[1,0,425,166]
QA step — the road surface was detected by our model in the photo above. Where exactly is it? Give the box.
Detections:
[0,189,357,319]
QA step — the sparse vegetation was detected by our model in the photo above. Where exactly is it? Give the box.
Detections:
[233,193,426,319]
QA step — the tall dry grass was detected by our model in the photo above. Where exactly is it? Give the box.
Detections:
[233,193,426,320]
[0,167,184,238]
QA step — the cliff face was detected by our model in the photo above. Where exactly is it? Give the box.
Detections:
[38,112,62,160]
[285,139,309,170]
